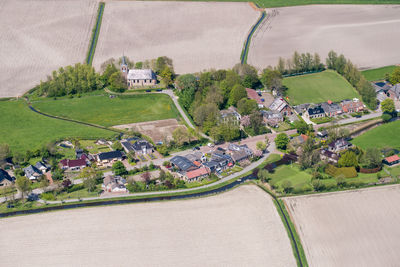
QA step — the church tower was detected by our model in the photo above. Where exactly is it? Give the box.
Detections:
[121,55,128,78]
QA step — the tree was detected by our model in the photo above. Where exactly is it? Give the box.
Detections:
[390,67,400,85]
[228,84,247,106]
[381,98,395,114]
[260,69,282,90]
[172,127,189,146]
[249,111,265,135]
[275,133,289,150]
[112,161,127,176]
[101,63,119,85]
[219,123,240,142]
[276,57,286,74]
[326,50,338,69]
[256,141,267,151]
[258,169,270,182]
[361,147,382,169]
[141,172,151,184]
[237,98,258,115]
[240,115,251,127]
[108,72,127,92]
[338,151,358,168]
[382,113,392,122]
[61,179,71,189]
[81,167,99,192]
[0,144,11,162]
[282,180,293,193]
[15,176,31,199]
[160,66,174,87]
[294,120,311,135]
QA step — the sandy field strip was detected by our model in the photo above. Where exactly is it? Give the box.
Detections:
[248,5,400,70]
[0,0,98,97]
[284,185,400,267]
[0,185,296,267]
[93,1,259,74]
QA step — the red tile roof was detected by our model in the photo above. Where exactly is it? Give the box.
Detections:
[60,158,87,168]
[186,167,209,179]
[385,155,400,163]
[246,88,262,105]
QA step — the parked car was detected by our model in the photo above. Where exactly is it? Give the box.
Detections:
[146,90,151,92]
[156,89,162,92]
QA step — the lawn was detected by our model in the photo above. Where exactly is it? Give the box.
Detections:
[269,164,312,191]
[283,70,359,105]
[361,65,397,81]
[31,94,180,127]
[79,140,111,154]
[351,120,400,150]
[0,100,115,153]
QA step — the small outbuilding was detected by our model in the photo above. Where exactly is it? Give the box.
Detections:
[383,155,400,166]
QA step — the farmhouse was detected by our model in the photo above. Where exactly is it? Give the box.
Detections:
[102,175,128,193]
[261,110,283,128]
[306,105,325,119]
[246,88,264,108]
[321,101,342,117]
[170,156,198,172]
[220,106,241,124]
[341,99,364,113]
[184,167,209,182]
[132,139,154,155]
[59,158,87,171]
[269,98,292,116]
[293,103,311,116]
[0,169,14,187]
[97,151,124,164]
[328,138,352,153]
[373,81,392,94]
[23,165,42,180]
[383,155,400,166]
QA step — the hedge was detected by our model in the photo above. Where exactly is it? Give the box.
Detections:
[326,164,357,178]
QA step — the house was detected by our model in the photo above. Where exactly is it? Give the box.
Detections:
[121,141,135,154]
[291,134,309,147]
[102,175,128,193]
[184,167,209,182]
[317,130,328,138]
[261,110,283,128]
[220,106,241,124]
[341,99,364,113]
[59,158,87,171]
[269,98,292,116]
[203,161,220,173]
[373,81,392,94]
[211,153,233,170]
[388,84,400,101]
[246,88,264,108]
[228,143,253,157]
[293,103,310,116]
[321,101,342,117]
[34,161,48,173]
[185,152,205,163]
[377,91,388,103]
[132,139,154,155]
[97,150,124,164]
[170,156,198,172]
[383,155,400,166]
[23,165,42,180]
[320,149,340,164]
[231,150,249,163]
[306,105,325,119]
[75,149,85,159]
[328,138,352,153]
[0,169,14,187]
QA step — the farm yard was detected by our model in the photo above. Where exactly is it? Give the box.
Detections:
[0,0,98,97]
[0,186,297,267]
[351,120,400,150]
[282,70,359,105]
[284,185,400,266]
[31,94,180,127]
[0,100,115,153]
[248,5,400,70]
[92,1,259,74]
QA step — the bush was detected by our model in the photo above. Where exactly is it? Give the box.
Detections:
[41,192,55,201]
[67,184,85,193]
[293,184,312,194]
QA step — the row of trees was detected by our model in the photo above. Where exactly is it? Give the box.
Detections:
[275,52,325,75]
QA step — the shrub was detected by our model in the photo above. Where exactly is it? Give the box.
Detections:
[67,184,85,193]
[41,192,56,201]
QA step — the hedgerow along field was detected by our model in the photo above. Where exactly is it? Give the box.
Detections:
[351,120,400,150]
[283,70,360,105]
[0,100,115,153]
[31,94,180,127]
[361,65,397,81]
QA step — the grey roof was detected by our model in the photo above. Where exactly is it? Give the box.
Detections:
[231,150,248,162]
[23,165,41,178]
[294,103,311,114]
[321,102,342,114]
[121,56,127,66]
[185,152,203,162]
[121,141,135,152]
[390,84,400,97]
[34,161,47,170]
[261,110,283,120]
[170,156,197,172]
[269,98,288,112]
[98,151,124,161]
[132,139,153,151]
[220,106,241,119]
[203,161,219,171]
[0,169,13,183]
[373,81,392,93]
[127,69,156,80]
[328,138,351,148]
[307,105,325,116]
[211,153,233,163]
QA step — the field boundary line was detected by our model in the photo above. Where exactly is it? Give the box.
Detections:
[240,10,266,65]
[86,2,105,65]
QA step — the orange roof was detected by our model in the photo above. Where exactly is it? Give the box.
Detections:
[245,88,262,104]
[186,167,209,179]
[193,161,201,167]
[327,100,332,104]
[45,171,53,184]
[385,155,400,163]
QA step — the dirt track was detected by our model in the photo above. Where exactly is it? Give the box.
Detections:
[248,5,400,70]
[93,1,259,74]
[284,185,400,266]
[0,185,296,267]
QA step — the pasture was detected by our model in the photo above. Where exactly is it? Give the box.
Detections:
[31,94,180,127]
[284,185,400,266]
[283,70,359,105]
[351,120,400,149]
[0,100,115,153]
[248,5,400,70]
[0,0,97,97]
[92,1,258,74]
[0,186,296,267]
[361,65,398,81]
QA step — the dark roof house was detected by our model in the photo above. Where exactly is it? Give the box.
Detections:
[328,138,352,152]
[170,156,198,172]
[98,151,124,162]
[132,139,154,154]
[307,105,325,118]
[0,169,14,187]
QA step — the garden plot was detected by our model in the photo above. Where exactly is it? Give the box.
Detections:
[0,185,296,266]
[284,185,400,267]
[248,5,400,70]
[93,1,259,74]
[0,0,98,97]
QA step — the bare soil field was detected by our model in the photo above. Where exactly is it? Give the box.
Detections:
[248,5,400,70]
[93,1,259,74]
[284,185,400,267]
[0,0,98,97]
[113,118,187,143]
[0,185,296,267]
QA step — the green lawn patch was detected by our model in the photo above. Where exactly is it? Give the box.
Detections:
[79,140,111,154]
[283,70,359,105]
[361,65,397,81]
[351,120,400,150]
[0,100,115,153]
[31,94,180,127]
[270,164,312,191]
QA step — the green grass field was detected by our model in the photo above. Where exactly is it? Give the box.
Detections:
[361,65,397,81]
[270,164,312,190]
[283,70,359,105]
[31,94,180,127]
[352,120,400,150]
[0,100,115,153]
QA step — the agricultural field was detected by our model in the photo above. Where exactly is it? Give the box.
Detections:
[361,65,398,81]
[0,186,296,266]
[248,5,400,70]
[0,100,115,153]
[351,120,400,150]
[284,185,400,266]
[283,70,359,105]
[31,94,180,127]
[0,0,98,97]
[93,1,259,74]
